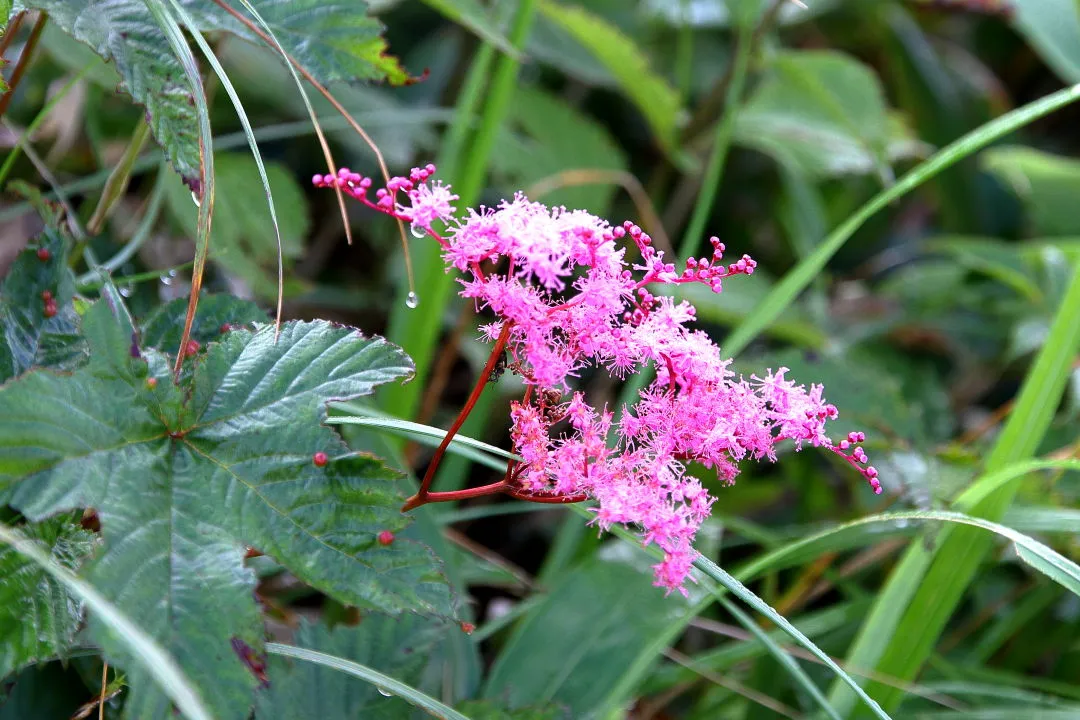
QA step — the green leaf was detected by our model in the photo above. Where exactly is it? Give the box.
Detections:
[162,153,309,297]
[735,50,924,179]
[0,219,84,383]
[0,520,213,720]
[20,0,407,183]
[492,86,628,214]
[483,547,702,715]
[0,518,97,679]
[537,1,684,157]
[189,0,411,86]
[140,294,269,355]
[982,146,1080,236]
[256,617,450,720]
[1011,0,1080,83]
[264,642,471,720]
[0,302,452,719]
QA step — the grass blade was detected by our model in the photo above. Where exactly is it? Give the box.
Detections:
[0,522,212,720]
[717,595,844,720]
[724,81,1080,357]
[265,642,472,720]
[832,263,1080,714]
[140,0,215,375]
[162,0,285,331]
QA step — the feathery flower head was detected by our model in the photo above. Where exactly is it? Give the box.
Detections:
[315,165,880,595]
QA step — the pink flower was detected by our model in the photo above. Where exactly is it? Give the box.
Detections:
[315,165,881,594]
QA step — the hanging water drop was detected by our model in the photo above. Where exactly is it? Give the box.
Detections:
[159,273,173,286]
[191,191,201,208]
[119,284,133,298]
[405,291,419,309]
[377,688,392,698]
[409,222,425,239]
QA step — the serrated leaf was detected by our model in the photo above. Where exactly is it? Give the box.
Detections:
[162,153,309,297]
[0,301,452,719]
[0,518,97,679]
[256,616,449,720]
[537,1,684,157]
[492,86,628,215]
[982,145,1080,236]
[736,50,925,179]
[140,294,269,355]
[19,0,407,183]
[0,220,85,383]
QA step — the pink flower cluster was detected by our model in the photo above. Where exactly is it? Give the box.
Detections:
[314,166,881,595]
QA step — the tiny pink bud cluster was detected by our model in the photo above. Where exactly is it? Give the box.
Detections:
[314,165,880,594]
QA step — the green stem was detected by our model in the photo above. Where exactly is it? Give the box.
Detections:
[381,0,537,422]
[87,119,151,234]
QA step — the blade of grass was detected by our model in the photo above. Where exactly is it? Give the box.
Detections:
[717,594,844,720]
[140,0,214,376]
[86,119,150,235]
[724,81,1080,358]
[832,263,1080,715]
[0,522,212,720]
[264,643,471,720]
[162,0,285,332]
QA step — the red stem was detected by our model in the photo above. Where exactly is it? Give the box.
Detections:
[402,321,514,511]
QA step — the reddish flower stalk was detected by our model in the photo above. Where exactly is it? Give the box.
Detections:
[315,164,881,595]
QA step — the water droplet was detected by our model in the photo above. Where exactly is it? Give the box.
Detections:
[377,688,392,697]
[159,273,173,286]
[409,222,425,239]
[405,291,419,309]
[190,191,201,208]
[167,268,178,278]
[119,285,133,298]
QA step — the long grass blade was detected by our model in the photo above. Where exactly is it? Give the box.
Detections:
[832,263,1080,714]
[724,81,1080,358]
[162,0,285,333]
[140,0,215,376]
[0,522,212,720]
[264,643,472,720]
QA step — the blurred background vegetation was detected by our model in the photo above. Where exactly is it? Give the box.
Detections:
[1,0,1079,717]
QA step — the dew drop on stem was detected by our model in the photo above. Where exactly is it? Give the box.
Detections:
[409,222,425,239]
[191,190,201,208]
[377,688,392,697]
[405,291,419,309]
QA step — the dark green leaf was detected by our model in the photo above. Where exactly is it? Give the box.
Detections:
[1011,0,1080,83]
[139,294,269,356]
[0,301,452,719]
[983,146,1080,236]
[19,0,407,183]
[0,518,97,679]
[0,221,84,383]
[736,50,924,179]
[456,699,569,720]
[483,548,701,715]
[256,616,449,720]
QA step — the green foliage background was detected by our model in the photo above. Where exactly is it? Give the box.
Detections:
[0,0,1078,718]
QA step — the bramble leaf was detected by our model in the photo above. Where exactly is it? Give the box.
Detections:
[0,517,97,679]
[18,0,408,184]
[140,294,269,356]
[0,299,452,719]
